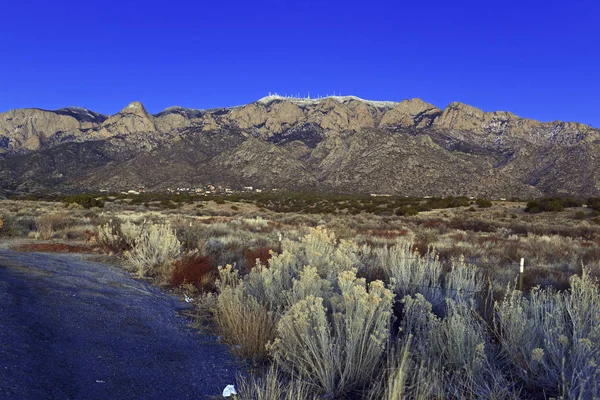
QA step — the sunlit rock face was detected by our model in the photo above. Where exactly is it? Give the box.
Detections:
[1,95,598,198]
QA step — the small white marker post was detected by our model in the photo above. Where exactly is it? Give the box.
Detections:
[519,258,525,291]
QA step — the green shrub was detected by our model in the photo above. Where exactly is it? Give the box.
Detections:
[475,198,492,208]
[563,197,582,208]
[395,206,419,216]
[63,194,104,209]
[525,198,565,213]
[588,197,600,211]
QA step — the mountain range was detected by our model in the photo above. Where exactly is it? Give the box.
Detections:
[1,95,599,198]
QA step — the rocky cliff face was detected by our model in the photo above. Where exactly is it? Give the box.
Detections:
[1,95,598,197]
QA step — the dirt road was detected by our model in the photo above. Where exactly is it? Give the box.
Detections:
[0,247,241,399]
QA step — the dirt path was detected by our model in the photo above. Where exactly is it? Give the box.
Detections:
[0,246,241,399]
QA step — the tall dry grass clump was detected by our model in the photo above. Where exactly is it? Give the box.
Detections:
[35,212,73,239]
[236,364,317,400]
[214,265,277,360]
[372,339,444,400]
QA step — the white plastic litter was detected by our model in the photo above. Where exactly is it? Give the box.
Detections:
[222,384,237,397]
[184,295,193,303]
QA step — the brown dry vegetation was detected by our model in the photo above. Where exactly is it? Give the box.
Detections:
[12,243,97,253]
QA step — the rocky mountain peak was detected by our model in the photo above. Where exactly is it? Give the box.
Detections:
[119,101,148,116]
[379,98,441,129]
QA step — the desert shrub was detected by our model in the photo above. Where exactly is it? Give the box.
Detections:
[239,216,270,231]
[400,295,513,398]
[525,197,565,213]
[97,219,144,252]
[422,196,470,210]
[63,194,104,209]
[587,197,600,211]
[159,199,178,209]
[475,198,493,208]
[378,241,445,310]
[169,252,215,289]
[268,270,394,397]
[0,213,21,237]
[124,222,181,277]
[243,251,303,313]
[563,197,583,208]
[395,206,419,216]
[35,212,74,239]
[0,213,23,237]
[283,227,361,281]
[445,257,485,303]
[447,218,497,233]
[413,228,440,251]
[495,271,600,398]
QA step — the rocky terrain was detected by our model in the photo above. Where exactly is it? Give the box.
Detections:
[1,95,599,198]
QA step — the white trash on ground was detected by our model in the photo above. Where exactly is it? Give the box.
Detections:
[222,384,237,397]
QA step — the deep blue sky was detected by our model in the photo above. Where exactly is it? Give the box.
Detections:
[1,0,598,125]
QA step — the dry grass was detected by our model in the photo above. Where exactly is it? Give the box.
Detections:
[214,266,277,361]
[4,198,600,399]
[35,212,74,240]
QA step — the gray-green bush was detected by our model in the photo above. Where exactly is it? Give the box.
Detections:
[213,228,600,399]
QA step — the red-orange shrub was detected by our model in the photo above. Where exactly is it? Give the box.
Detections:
[170,253,216,289]
[244,247,273,270]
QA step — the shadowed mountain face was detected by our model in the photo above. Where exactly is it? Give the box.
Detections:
[1,95,599,197]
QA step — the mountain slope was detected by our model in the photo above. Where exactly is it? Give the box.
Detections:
[1,95,598,197]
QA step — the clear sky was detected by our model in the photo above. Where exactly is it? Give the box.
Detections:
[1,0,598,125]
